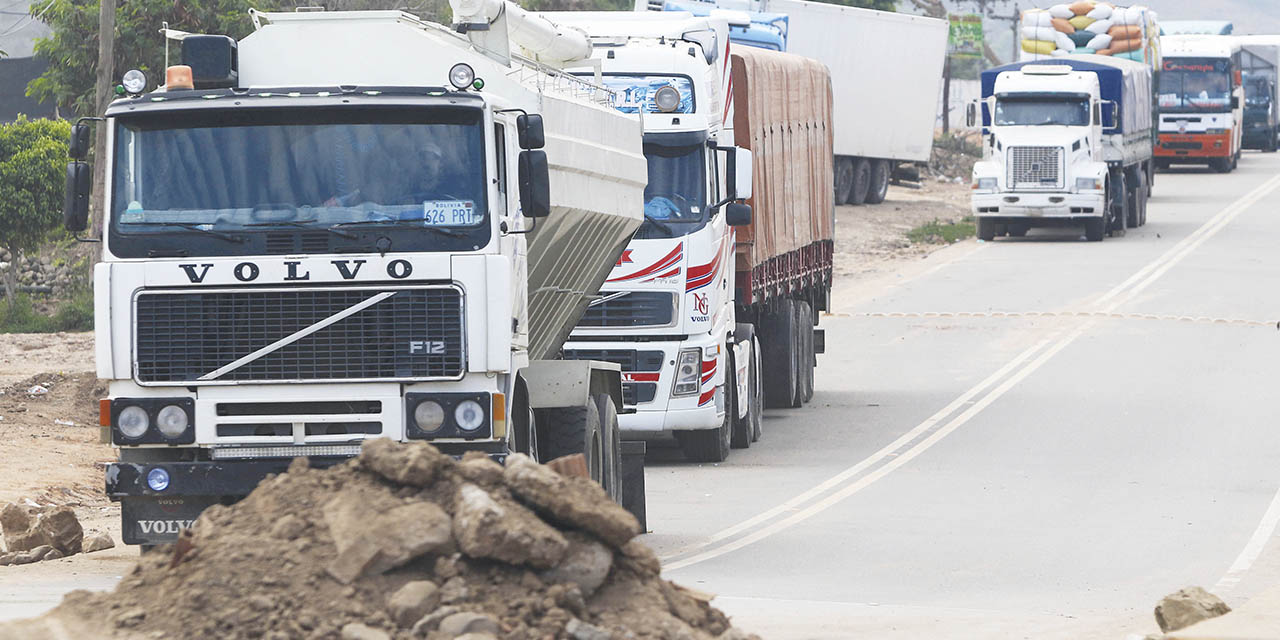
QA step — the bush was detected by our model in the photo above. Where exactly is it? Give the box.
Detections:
[0,289,93,334]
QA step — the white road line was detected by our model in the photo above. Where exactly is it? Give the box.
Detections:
[1215,483,1280,596]
[661,170,1280,574]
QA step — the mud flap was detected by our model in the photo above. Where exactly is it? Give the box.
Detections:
[121,495,220,545]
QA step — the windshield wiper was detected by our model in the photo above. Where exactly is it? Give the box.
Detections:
[242,220,358,239]
[331,218,468,238]
[643,214,674,234]
[118,221,245,243]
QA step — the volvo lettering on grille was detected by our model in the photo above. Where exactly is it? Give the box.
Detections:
[1007,146,1064,190]
[133,287,465,384]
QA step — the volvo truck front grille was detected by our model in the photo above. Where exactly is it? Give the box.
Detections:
[1007,146,1064,190]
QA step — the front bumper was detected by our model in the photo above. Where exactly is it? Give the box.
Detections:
[1156,132,1233,159]
[972,191,1104,218]
[621,400,722,433]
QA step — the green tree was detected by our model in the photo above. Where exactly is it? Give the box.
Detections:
[0,117,72,305]
[28,0,446,117]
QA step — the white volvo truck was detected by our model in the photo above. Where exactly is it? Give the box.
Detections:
[970,56,1154,242]
[549,12,834,463]
[63,4,648,546]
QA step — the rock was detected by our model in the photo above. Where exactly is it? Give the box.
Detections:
[452,483,568,569]
[82,531,115,553]
[453,634,497,640]
[716,629,760,640]
[540,533,613,597]
[0,502,32,537]
[41,548,63,561]
[503,453,640,548]
[323,487,453,581]
[387,580,439,628]
[1155,586,1231,632]
[113,608,146,628]
[438,576,470,605]
[270,514,307,540]
[340,623,391,640]
[0,552,14,566]
[457,453,504,487]
[617,538,661,577]
[36,507,83,555]
[565,618,611,640]
[437,611,500,637]
[409,605,461,636]
[360,438,449,487]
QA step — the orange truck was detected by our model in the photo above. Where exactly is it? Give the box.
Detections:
[1156,35,1245,172]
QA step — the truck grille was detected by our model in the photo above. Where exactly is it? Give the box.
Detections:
[578,292,676,328]
[134,286,464,384]
[563,348,664,405]
[1007,146,1064,190]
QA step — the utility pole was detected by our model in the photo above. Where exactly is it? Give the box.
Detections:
[91,0,116,238]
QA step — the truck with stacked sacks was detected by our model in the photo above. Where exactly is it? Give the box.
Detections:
[61,3,654,546]
[1156,35,1244,172]
[545,11,833,462]
[1020,2,1160,65]
[969,55,1154,241]
[636,0,946,208]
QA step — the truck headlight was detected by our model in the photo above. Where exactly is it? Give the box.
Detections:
[1076,177,1104,192]
[454,400,485,433]
[118,406,150,439]
[413,400,445,433]
[156,405,190,439]
[673,348,701,397]
[973,177,998,192]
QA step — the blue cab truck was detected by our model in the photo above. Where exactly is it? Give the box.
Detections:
[1241,43,1280,152]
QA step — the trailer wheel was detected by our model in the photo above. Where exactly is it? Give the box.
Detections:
[865,160,891,204]
[797,301,815,403]
[731,327,759,449]
[834,157,854,204]
[676,365,733,463]
[848,158,872,205]
[977,218,996,241]
[1137,181,1148,227]
[761,299,799,408]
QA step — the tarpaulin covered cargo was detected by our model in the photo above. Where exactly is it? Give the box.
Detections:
[730,46,834,305]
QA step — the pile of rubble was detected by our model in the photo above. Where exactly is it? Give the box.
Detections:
[0,502,113,565]
[13,440,759,640]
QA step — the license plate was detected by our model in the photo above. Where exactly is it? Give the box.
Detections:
[120,495,220,545]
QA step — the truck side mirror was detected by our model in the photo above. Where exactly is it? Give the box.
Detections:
[63,161,91,232]
[518,150,551,218]
[1231,96,1241,110]
[727,146,752,200]
[69,124,91,160]
[516,114,545,150]
[725,202,752,227]
[965,103,976,128]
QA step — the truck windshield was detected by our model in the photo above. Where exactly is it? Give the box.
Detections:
[994,99,1089,126]
[1160,60,1233,111]
[108,106,489,258]
[637,142,708,240]
[1245,80,1271,107]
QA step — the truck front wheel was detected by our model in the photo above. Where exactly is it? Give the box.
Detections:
[1085,217,1105,242]
[676,365,734,463]
[731,328,761,449]
[977,218,996,241]
[1211,157,1232,173]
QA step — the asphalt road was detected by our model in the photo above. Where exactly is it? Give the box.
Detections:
[646,152,1280,639]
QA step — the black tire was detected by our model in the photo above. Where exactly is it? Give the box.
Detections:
[594,394,622,503]
[1108,173,1126,237]
[750,335,763,442]
[977,218,996,241]
[865,159,891,204]
[731,328,758,449]
[511,379,537,460]
[760,299,799,408]
[848,157,872,205]
[1137,181,1148,227]
[1084,217,1105,242]
[797,302,814,403]
[538,401,605,487]
[834,157,854,205]
[1125,179,1140,229]
[1212,157,1231,173]
[1155,159,1171,171]
[1007,223,1029,237]
[1268,131,1279,153]
[676,362,733,463]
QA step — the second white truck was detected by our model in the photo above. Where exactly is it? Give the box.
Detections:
[970,56,1155,241]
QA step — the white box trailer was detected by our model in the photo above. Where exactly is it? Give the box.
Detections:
[637,0,947,205]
